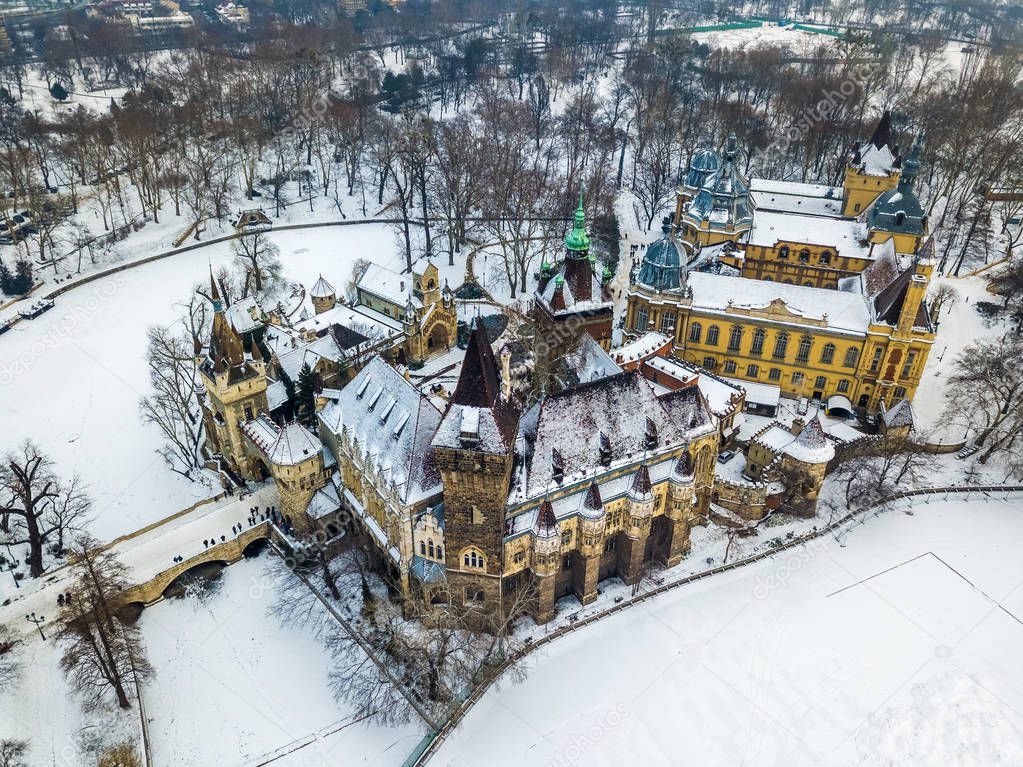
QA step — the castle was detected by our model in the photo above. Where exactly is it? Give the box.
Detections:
[197,115,928,624]
[632,114,935,414]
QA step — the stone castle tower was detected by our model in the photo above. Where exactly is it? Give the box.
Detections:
[842,111,902,217]
[198,274,269,480]
[533,192,614,387]
[430,320,520,618]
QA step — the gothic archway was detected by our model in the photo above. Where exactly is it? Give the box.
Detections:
[427,323,450,352]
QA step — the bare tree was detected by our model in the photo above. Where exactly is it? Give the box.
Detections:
[58,535,151,710]
[139,325,206,479]
[232,230,283,299]
[0,441,90,577]
[0,739,27,767]
[944,337,1023,469]
[0,625,21,692]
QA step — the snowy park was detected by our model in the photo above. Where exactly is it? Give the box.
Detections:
[0,222,416,541]
[433,494,1023,766]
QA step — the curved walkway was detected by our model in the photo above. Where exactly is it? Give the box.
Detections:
[406,483,1023,766]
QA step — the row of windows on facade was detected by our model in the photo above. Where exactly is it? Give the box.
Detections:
[773,246,832,265]
[633,313,919,377]
[700,358,910,397]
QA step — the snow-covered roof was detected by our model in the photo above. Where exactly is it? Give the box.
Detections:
[784,417,835,464]
[687,271,871,335]
[747,210,869,260]
[357,263,420,310]
[310,275,335,299]
[750,178,843,217]
[226,296,263,335]
[266,379,288,411]
[856,142,897,177]
[307,480,340,520]
[882,398,914,430]
[612,332,672,366]
[722,377,780,408]
[526,372,685,498]
[563,334,622,384]
[296,303,404,337]
[242,416,322,466]
[319,356,442,506]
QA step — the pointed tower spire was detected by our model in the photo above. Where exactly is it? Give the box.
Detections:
[209,268,223,314]
[899,134,923,190]
[564,186,590,255]
[870,110,893,150]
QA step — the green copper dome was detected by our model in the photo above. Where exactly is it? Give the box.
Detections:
[565,190,590,253]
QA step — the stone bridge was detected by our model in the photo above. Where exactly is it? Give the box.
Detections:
[116,522,272,607]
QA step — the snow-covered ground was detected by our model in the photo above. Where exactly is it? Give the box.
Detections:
[433,494,1023,766]
[0,624,141,765]
[0,223,412,543]
[913,273,1007,441]
[139,554,422,766]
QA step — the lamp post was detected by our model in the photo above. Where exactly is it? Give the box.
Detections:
[26,612,46,641]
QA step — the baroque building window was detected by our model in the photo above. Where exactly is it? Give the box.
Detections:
[724,360,737,374]
[747,364,759,377]
[769,368,781,381]
[689,322,702,343]
[773,332,789,360]
[796,336,813,364]
[843,347,859,368]
[750,329,766,356]
[820,343,836,365]
[635,306,649,331]
[838,379,850,393]
[728,326,743,352]
[660,311,676,335]
[707,325,720,346]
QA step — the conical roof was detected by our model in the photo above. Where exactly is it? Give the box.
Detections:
[671,449,694,482]
[580,480,605,519]
[628,464,653,501]
[450,318,501,408]
[533,498,560,539]
[310,274,335,299]
[784,416,835,464]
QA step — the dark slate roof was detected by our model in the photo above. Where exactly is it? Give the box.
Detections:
[873,265,916,325]
[581,480,604,516]
[636,222,685,292]
[685,148,721,189]
[330,323,371,351]
[451,319,501,408]
[869,110,893,151]
[628,464,653,499]
[534,498,560,537]
[868,187,926,235]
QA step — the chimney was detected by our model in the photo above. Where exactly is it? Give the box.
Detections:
[500,344,512,400]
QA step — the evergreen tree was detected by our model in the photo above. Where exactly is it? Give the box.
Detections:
[0,259,11,295]
[12,260,31,294]
[49,82,68,102]
[296,362,318,428]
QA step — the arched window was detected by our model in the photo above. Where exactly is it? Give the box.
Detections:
[844,347,859,368]
[689,322,702,343]
[635,306,649,331]
[750,328,766,356]
[778,246,789,259]
[796,336,813,363]
[820,250,832,265]
[772,332,789,359]
[420,541,426,555]
[727,325,743,352]
[428,540,435,557]
[461,547,486,570]
[437,546,443,559]
[820,343,836,365]
[707,325,720,346]
[799,249,810,263]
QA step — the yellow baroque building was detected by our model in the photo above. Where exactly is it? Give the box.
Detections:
[628,120,935,415]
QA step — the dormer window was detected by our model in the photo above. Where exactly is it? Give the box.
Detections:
[599,432,612,466]
[645,418,658,450]
[552,448,565,484]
